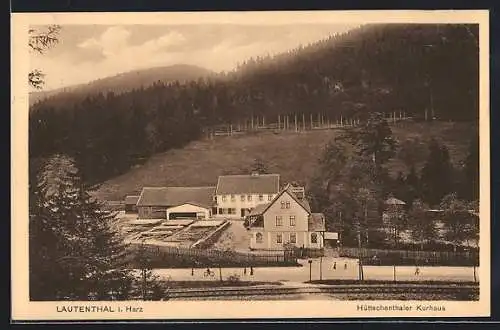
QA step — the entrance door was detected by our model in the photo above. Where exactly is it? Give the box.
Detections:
[241,209,245,217]
[169,212,197,220]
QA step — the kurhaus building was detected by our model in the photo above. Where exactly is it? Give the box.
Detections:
[245,183,326,250]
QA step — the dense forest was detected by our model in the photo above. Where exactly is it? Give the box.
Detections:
[29,24,479,184]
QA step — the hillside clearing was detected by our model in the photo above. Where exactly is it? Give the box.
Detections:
[95,121,475,201]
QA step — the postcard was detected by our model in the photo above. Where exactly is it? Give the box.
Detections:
[11,10,490,320]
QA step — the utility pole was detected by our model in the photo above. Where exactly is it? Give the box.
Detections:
[308,259,313,282]
[302,113,305,131]
[393,226,397,282]
[295,114,298,132]
[278,115,281,130]
[310,113,313,129]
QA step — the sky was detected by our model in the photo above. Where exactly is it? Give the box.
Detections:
[29,24,358,91]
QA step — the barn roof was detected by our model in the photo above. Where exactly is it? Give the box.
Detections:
[136,186,216,208]
[124,195,140,205]
[216,174,280,195]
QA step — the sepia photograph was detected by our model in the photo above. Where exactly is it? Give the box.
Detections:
[11,10,490,320]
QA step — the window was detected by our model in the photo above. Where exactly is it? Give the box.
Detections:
[281,201,286,209]
[290,233,297,244]
[241,195,245,202]
[228,208,236,215]
[218,208,223,214]
[231,195,235,202]
[268,194,273,201]
[276,216,283,226]
[259,194,263,201]
[311,233,318,244]
[256,232,263,243]
[286,201,291,209]
[290,216,296,226]
[276,233,283,244]
[247,195,252,201]
[222,195,227,202]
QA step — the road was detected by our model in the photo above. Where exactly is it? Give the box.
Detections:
[152,257,479,284]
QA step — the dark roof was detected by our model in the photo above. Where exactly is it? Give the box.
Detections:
[248,203,271,216]
[124,195,140,205]
[216,174,280,195]
[136,186,215,208]
[298,198,311,213]
[247,183,311,217]
[308,213,326,231]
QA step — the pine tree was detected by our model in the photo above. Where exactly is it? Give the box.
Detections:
[29,156,134,300]
[461,135,479,201]
[420,139,455,206]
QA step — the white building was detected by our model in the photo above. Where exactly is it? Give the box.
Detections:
[214,173,280,218]
[246,184,326,250]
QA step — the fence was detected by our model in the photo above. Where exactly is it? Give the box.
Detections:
[203,112,410,139]
[339,247,479,266]
[127,243,299,268]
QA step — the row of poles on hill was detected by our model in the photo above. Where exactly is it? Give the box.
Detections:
[206,111,409,138]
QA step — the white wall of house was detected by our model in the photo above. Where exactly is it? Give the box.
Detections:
[248,191,323,250]
[166,203,210,220]
[215,193,277,218]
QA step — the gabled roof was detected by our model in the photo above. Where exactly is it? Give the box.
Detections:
[308,213,326,232]
[124,195,140,205]
[136,186,216,208]
[216,174,280,195]
[385,197,406,205]
[247,183,311,218]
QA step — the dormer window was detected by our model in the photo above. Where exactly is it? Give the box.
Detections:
[281,201,286,209]
[241,195,245,202]
[247,195,252,201]
[259,194,263,201]
[268,195,273,201]
[231,195,235,202]
[286,201,291,209]
[222,195,227,202]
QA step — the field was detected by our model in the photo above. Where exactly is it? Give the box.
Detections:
[95,121,475,201]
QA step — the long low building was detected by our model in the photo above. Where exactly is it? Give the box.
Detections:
[136,186,216,220]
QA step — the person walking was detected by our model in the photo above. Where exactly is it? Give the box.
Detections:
[333,261,337,270]
[415,266,420,276]
[344,262,348,270]
[244,267,247,275]
[250,266,254,276]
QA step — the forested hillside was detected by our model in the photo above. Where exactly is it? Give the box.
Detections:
[30,24,479,184]
[29,64,213,107]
